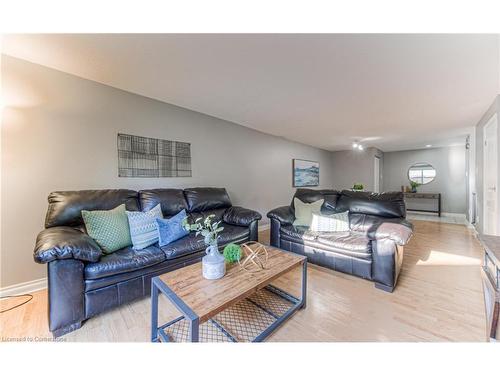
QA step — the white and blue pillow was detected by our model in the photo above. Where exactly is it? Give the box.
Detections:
[310,211,350,232]
[156,209,189,247]
[126,204,163,250]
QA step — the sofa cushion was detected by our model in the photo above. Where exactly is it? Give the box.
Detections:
[84,245,166,280]
[183,187,232,212]
[45,189,139,228]
[280,224,318,242]
[160,223,249,260]
[316,232,372,254]
[189,208,228,224]
[139,189,188,217]
[336,190,405,218]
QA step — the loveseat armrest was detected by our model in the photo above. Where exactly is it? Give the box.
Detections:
[34,226,102,264]
[267,206,295,225]
[368,221,413,246]
[223,206,262,227]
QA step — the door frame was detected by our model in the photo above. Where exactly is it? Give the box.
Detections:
[483,113,498,235]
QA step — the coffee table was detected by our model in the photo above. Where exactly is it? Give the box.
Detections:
[151,243,307,342]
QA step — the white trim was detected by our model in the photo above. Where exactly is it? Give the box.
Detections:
[0,277,47,297]
[441,212,467,219]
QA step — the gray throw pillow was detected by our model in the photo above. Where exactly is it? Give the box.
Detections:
[293,198,324,227]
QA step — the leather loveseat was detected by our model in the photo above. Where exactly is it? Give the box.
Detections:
[267,189,413,292]
[34,187,261,337]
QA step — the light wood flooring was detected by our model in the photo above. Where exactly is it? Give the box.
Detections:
[0,220,487,342]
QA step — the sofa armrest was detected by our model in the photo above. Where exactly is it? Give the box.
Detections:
[223,206,262,227]
[267,206,295,225]
[368,221,413,246]
[34,226,102,264]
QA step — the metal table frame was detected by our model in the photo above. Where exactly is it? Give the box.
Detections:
[151,260,307,343]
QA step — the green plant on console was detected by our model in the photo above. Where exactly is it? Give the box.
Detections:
[223,243,242,263]
[352,183,364,191]
[410,181,420,192]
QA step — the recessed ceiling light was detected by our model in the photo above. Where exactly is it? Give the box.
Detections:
[426,144,432,148]
[358,145,364,151]
[352,142,359,149]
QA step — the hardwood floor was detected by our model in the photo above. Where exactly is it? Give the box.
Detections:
[0,220,486,342]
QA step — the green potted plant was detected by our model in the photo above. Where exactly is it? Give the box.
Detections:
[183,214,225,279]
[352,183,364,192]
[410,181,420,193]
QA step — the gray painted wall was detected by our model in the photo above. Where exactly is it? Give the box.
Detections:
[383,146,467,214]
[1,56,335,287]
[474,95,500,234]
[330,147,383,192]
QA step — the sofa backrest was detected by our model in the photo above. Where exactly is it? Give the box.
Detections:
[291,188,340,214]
[139,189,188,218]
[183,187,232,212]
[336,190,406,218]
[45,189,140,228]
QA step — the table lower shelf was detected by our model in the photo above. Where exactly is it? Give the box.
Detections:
[157,285,300,342]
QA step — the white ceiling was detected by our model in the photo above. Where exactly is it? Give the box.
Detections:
[3,34,499,151]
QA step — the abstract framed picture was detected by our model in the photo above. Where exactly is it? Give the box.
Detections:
[293,159,319,187]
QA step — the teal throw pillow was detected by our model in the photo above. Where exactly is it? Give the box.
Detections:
[82,204,132,254]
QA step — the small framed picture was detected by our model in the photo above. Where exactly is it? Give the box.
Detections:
[293,159,319,187]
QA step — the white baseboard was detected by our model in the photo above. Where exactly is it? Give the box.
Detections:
[0,277,47,297]
[441,212,467,219]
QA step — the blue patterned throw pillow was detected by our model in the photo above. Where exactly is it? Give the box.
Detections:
[156,209,189,247]
[126,204,163,250]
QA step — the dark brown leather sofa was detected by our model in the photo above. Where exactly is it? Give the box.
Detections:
[34,187,261,337]
[267,189,413,292]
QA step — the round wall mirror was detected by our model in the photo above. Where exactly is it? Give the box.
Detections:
[408,162,436,185]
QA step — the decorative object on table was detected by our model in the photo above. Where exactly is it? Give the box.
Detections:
[293,159,319,187]
[408,162,436,185]
[156,209,189,246]
[126,204,163,250]
[223,243,242,263]
[117,133,191,178]
[352,183,364,191]
[183,214,225,279]
[409,181,420,193]
[239,242,269,273]
[81,204,132,254]
[292,197,324,227]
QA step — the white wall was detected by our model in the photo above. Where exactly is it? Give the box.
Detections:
[1,56,335,287]
[383,146,467,214]
[330,147,383,192]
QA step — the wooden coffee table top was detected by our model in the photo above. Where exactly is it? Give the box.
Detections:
[158,244,306,324]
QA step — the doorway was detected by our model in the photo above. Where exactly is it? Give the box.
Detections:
[483,114,498,235]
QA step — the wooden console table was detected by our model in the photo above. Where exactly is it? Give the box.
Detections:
[404,192,441,216]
